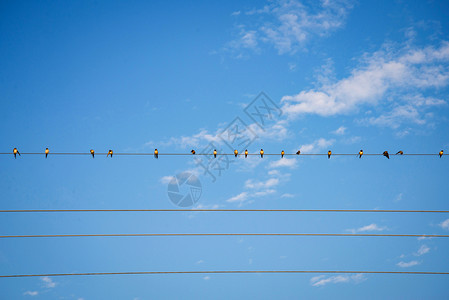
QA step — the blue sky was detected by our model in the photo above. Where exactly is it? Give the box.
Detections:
[1,0,449,298]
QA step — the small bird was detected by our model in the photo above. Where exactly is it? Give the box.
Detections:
[383,151,389,159]
[296,150,301,155]
[328,150,332,159]
[154,149,158,159]
[281,150,285,158]
[245,149,248,158]
[90,149,95,158]
[260,149,264,158]
[13,148,20,159]
[45,148,49,158]
[213,149,217,158]
[439,150,444,158]
[396,151,403,155]
[191,150,195,155]
[359,149,363,158]
[234,149,238,157]
[107,150,113,157]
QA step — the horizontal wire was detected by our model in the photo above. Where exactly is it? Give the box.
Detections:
[0,152,443,156]
[1,270,449,278]
[0,233,447,239]
[1,209,448,213]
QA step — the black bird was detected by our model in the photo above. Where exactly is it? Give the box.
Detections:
[383,151,389,159]
[359,149,363,158]
[234,150,238,157]
[328,150,332,159]
[439,150,443,158]
[45,148,49,158]
[396,151,403,155]
[260,149,264,158]
[281,150,285,158]
[154,149,158,159]
[107,150,113,157]
[191,150,196,155]
[213,149,217,158]
[90,149,95,158]
[245,149,248,158]
[296,150,301,155]
[13,148,20,159]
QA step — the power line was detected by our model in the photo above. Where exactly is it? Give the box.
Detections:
[1,233,447,239]
[0,152,444,156]
[1,209,448,213]
[1,270,448,278]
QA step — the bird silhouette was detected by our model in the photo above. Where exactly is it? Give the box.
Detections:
[260,149,264,158]
[328,150,332,159]
[90,149,95,158]
[13,148,20,159]
[107,150,113,157]
[245,149,248,158]
[45,148,49,158]
[383,151,389,159]
[281,150,285,158]
[359,149,363,158]
[296,150,301,155]
[396,151,403,155]
[234,149,238,157]
[439,150,444,158]
[154,149,158,159]
[213,149,217,158]
[191,150,196,155]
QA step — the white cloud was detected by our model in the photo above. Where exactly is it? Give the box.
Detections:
[226,192,249,204]
[41,276,56,288]
[281,42,449,128]
[348,223,387,234]
[415,245,430,256]
[160,176,173,184]
[397,260,420,268]
[268,158,297,169]
[332,126,346,135]
[281,193,295,198]
[310,273,366,287]
[245,178,280,189]
[440,219,449,230]
[231,0,354,54]
[23,291,38,296]
[300,138,335,153]
[231,11,241,16]
[196,260,204,264]
[203,276,210,280]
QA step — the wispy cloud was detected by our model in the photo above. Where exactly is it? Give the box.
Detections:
[310,273,366,287]
[397,260,420,268]
[347,223,387,234]
[23,291,38,296]
[41,276,56,288]
[268,157,297,169]
[228,0,354,55]
[440,218,449,230]
[332,126,347,135]
[299,138,334,153]
[415,245,430,256]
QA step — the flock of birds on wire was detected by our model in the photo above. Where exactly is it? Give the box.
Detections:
[10,148,445,159]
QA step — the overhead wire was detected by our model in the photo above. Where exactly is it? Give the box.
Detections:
[0,209,448,213]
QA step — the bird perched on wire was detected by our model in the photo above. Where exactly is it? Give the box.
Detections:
[13,148,20,159]
[359,149,363,158]
[90,149,95,158]
[234,149,238,157]
[281,150,284,158]
[440,150,444,158]
[260,149,264,158]
[396,151,403,155]
[191,150,195,155]
[245,149,248,158]
[45,148,49,158]
[154,149,158,159]
[213,149,217,158]
[107,150,113,157]
[328,150,332,159]
[383,151,389,159]
[296,150,301,155]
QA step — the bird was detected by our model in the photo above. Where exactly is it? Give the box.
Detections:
[359,149,363,158]
[213,149,217,158]
[90,149,95,158]
[281,150,285,158]
[107,150,113,157]
[45,148,49,158]
[383,151,389,159]
[13,148,20,159]
[260,149,264,158]
[296,150,301,155]
[191,150,196,155]
[439,150,444,158]
[328,150,332,159]
[396,151,403,155]
[234,149,238,157]
[154,149,158,159]
[245,149,248,158]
